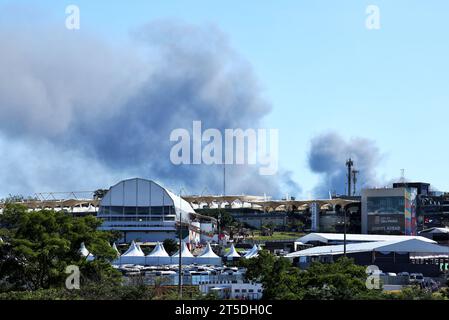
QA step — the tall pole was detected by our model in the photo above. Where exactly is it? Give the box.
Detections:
[352,170,359,196]
[343,207,347,257]
[346,158,353,197]
[178,188,183,299]
[223,163,226,196]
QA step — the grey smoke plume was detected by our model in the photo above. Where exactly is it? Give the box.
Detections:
[0,18,300,197]
[308,132,382,197]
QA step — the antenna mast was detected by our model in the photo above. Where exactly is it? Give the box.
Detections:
[345,158,353,197]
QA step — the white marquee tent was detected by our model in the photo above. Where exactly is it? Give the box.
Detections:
[112,242,120,257]
[120,241,145,264]
[145,242,171,265]
[225,244,241,260]
[243,244,259,259]
[196,242,221,265]
[79,242,95,261]
[171,241,195,264]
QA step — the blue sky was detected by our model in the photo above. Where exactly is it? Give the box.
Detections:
[1,1,449,197]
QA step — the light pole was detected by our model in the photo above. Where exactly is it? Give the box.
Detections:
[218,212,222,245]
[343,207,347,257]
[178,187,186,299]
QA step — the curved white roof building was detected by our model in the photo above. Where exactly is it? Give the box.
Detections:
[98,178,196,243]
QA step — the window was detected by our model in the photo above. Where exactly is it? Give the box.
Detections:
[100,206,110,215]
[151,206,163,215]
[109,206,123,215]
[367,196,405,215]
[124,207,137,215]
[137,207,150,215]
[234,289,240,293]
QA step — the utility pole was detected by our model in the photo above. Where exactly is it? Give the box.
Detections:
[178,187,185,299]
[344,159,353,257]
[343,207,347,257]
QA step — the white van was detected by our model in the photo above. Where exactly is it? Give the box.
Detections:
[409,273,424,283]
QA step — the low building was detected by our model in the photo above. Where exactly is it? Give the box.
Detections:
[286,238,449,277]
[362,187,418,235]
[199,280,263,300]
[295,232,435,246]
[419,227,449,244]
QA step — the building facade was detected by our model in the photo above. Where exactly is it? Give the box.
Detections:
[362,187,417,235]
[97,178,202,243]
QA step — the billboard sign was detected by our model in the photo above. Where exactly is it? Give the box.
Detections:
[404,188,417,235]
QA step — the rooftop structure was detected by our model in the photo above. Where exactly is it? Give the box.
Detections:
[296,233,436,245]
[286,238,448,258]
[97,178,212,243]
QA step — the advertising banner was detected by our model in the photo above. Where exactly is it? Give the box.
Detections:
[404,188,417,235]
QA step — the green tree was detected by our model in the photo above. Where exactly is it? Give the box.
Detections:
[0,204,120,291]
[241,251,384,300]
[163,238,178,255]
[198,209,234,229]
[240,250,299,299]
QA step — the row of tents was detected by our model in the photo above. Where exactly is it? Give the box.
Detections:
[79,241,261,266]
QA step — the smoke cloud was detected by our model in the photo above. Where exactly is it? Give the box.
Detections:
[308,132,383,197]
[0,18,300,198]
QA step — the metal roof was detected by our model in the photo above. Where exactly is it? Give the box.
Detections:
[296,233,436,244]
[286,238,449,258]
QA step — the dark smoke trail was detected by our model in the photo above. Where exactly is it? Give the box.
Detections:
[0,16,300,198]
[308,132,382,198]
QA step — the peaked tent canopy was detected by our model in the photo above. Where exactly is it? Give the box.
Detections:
[79,242,90,257]
[244,244,259,259]
[225,244,241,258]
[171,241,194,258]
[79,242,95,261]
[196,242,222,266]
[122,241,145,257]
[147,242,169,257]
[198,243,219,258]
[112,242,120,256]
[136,243,145,255]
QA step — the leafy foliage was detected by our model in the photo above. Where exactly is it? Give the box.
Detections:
[163,238,179,255]
[241,251,385,300]
[0,204,120,291]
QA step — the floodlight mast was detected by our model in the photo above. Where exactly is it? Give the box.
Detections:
[178,187,186,299]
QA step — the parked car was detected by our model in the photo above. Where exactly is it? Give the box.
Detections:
[410,273,424,283]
